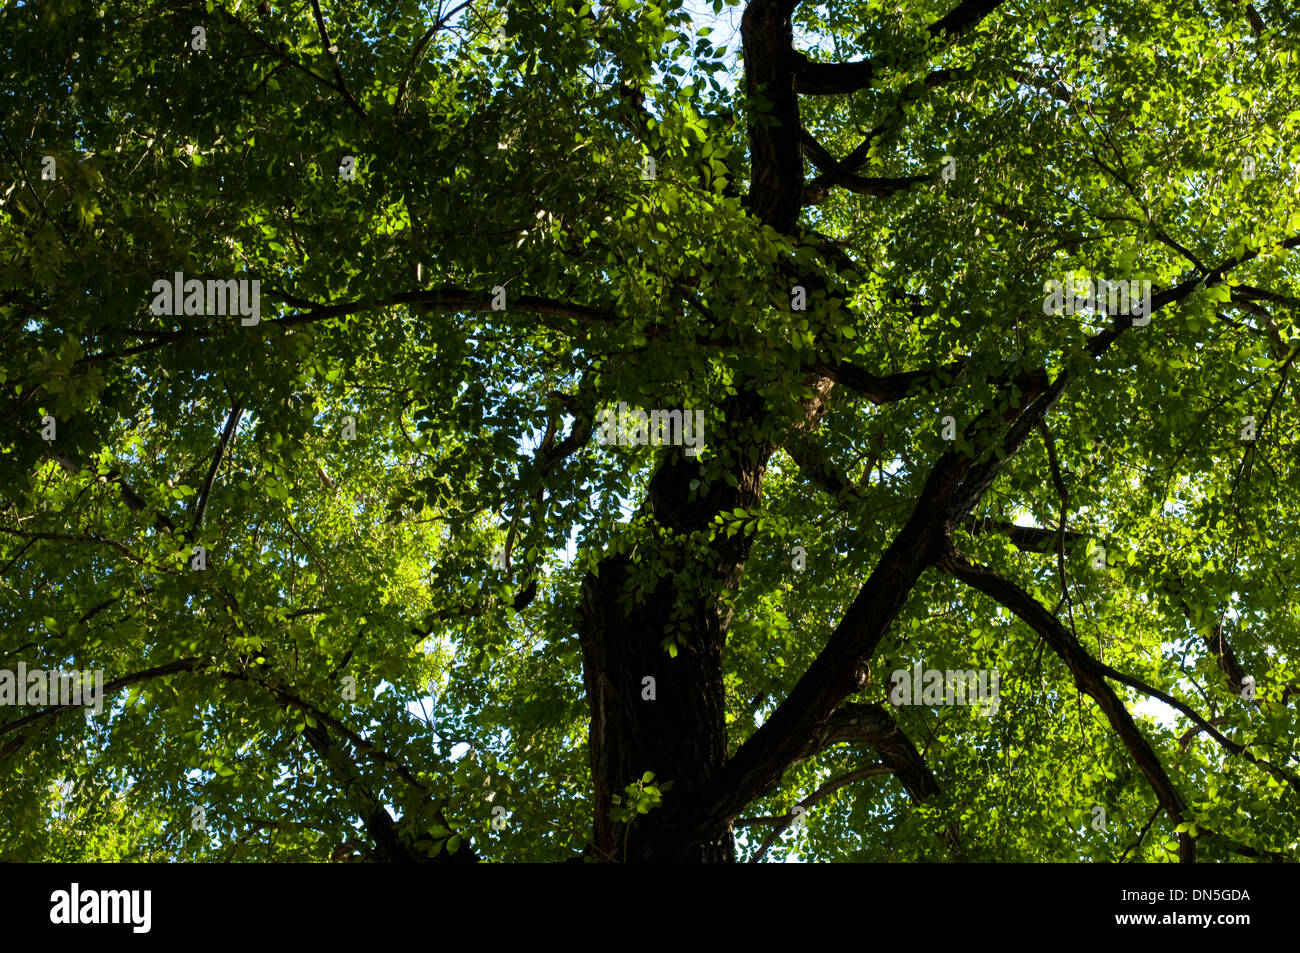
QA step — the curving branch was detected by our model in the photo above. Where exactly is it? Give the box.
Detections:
[938,547,1295,861]
[77,287,629,366]
[192,401,244,535]
[817,702,948,805]
[748,763,891,862]
[0,656,208,745]
[936,547,1198,859]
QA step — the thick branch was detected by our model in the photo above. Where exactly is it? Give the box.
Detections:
[799,129,932,198]
[741,0,804,232]
[928,0,1006,41]
[964,517,1086,554]
[817,702,945,803]
[679,365,1054,841]
[810,358,963,404]
[792,54,875,96]
[792,0,1005,95]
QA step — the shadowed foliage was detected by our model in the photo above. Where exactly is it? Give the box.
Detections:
[1,0,1298,862]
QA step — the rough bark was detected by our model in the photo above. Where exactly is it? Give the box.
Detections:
[577,392,775,862]
[575,0,812,861]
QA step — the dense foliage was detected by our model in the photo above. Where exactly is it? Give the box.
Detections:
[2,0,1298,861]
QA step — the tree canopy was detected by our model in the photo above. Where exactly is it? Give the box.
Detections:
[2,0,1299,862]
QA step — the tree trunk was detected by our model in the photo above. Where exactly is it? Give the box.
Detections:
[577,394,772,862]
[576,0,810,862]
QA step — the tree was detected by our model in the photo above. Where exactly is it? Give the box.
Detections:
[2,0,1298,863]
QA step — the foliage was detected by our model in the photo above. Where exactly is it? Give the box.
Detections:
[1,0,1298,862]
